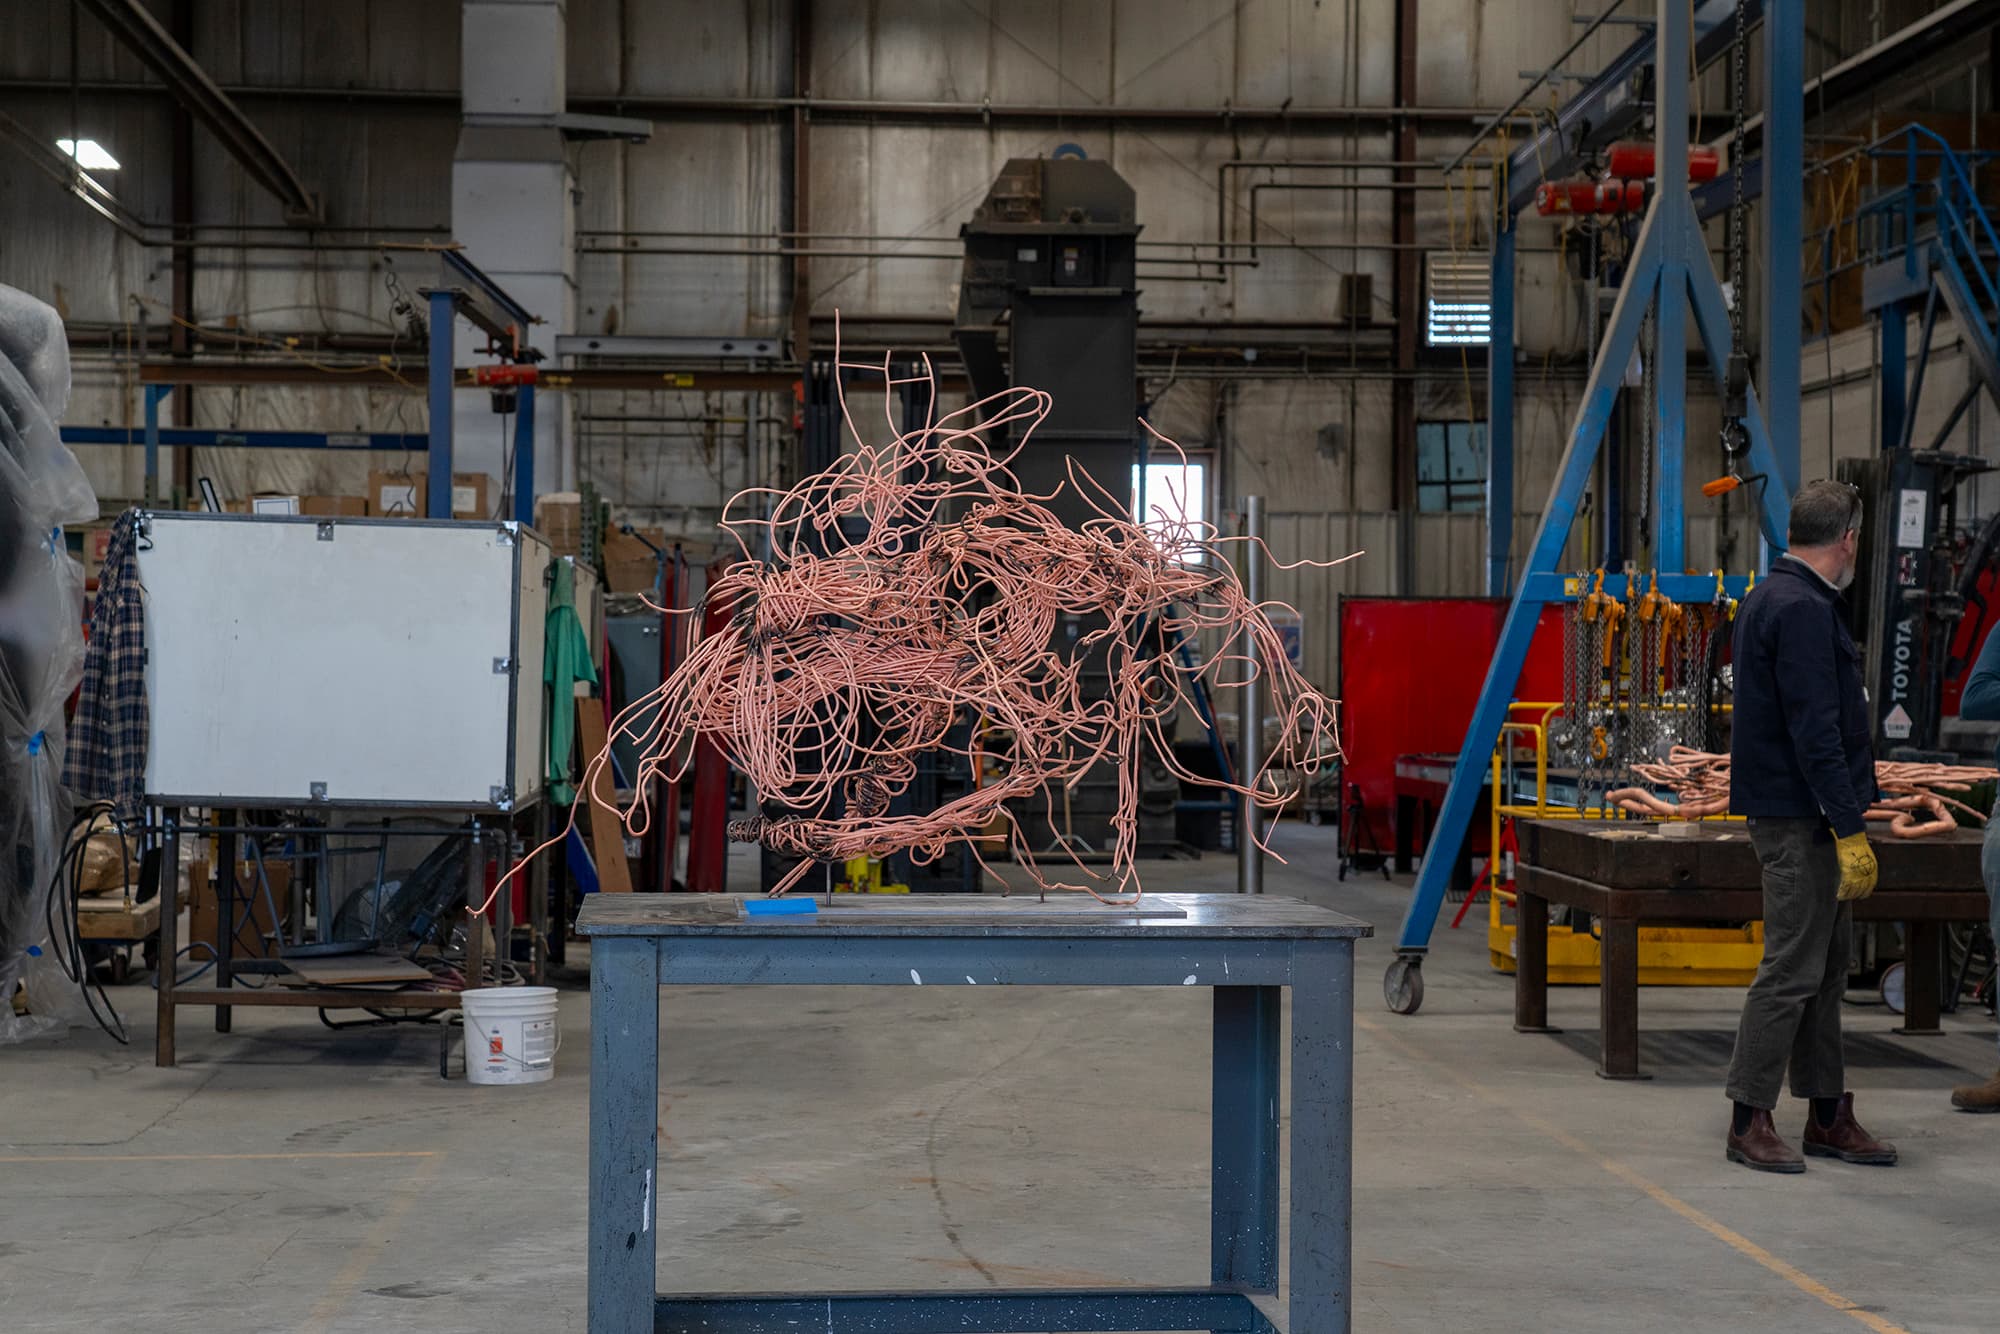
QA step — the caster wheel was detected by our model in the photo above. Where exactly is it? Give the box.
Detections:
[143,939,159,972]
[1384,957,1425,1015]
[1307,809,1326,827]
[108,953,130,986]
[1880,960,1907,1015]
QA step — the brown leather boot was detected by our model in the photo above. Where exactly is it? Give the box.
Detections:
[1802,1093,1898,1165]
[1726,1108,1805,1173]
[1951,1069,2000,1113]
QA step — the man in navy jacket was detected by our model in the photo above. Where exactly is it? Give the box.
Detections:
[1950,622,2000,1111]
[1724,479,1897,1172]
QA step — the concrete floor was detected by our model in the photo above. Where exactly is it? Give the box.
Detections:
[4,823,1999,1333]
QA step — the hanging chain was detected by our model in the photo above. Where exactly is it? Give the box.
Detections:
[1723,0,1751,426]
[1639,311,1655,532]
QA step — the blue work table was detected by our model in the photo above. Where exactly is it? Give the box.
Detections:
[575,892,1372,1334]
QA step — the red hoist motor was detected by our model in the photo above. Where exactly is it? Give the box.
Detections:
[1603,141,1721,183]
[1533,144,1721,219]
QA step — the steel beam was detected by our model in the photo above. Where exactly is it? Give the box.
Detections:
[513,382,536,525]
[77,0,320,222]
[66,424,426,451]
[1762,0,1803,497]
[1486,226,1516,595]
[427,290,456,520]
[135,362,808,392]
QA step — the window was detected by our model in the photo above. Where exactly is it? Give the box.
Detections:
[1132,459,1207,562]
[1425,252,1491,346]
[1415,421,1487,512]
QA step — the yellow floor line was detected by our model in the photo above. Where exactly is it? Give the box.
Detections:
[0,1150,441,1164]
[296,1150,444,1334]
[1354,1014,1912,1334]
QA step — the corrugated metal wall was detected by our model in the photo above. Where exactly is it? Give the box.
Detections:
[4,0,1966,605]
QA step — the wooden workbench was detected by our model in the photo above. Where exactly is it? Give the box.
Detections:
[1515,819,1988,1078]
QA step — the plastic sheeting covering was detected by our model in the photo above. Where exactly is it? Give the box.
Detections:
[0,284,98,1042]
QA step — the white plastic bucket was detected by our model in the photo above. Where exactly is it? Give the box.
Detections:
[461,986,560,1085]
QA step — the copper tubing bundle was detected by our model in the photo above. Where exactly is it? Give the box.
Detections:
[489,342,1353,910]
[1608,747,1996,838]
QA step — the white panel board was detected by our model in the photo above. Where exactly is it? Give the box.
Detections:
[138,514,549,809]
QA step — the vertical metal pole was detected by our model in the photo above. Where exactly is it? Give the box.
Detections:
[1238,495,1265,895]
[1486,222,1516,596]
[154,807,180,1068]
[514,381,537,524]
[1879,300,1908,456]
[464,820,485,990]
[427,291,456,520]
[142,384,167,505]
[1763,0,1804,498]
[214,817,235,1033]
[1652,0,1689,573]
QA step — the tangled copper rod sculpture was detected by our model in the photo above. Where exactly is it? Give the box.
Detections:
[489,348,1355,911]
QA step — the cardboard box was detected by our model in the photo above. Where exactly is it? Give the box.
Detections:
[300,495,367,518]
[368,470,493,519]
[368,470,425,518]
[187,858,290,960]
[601,525,665,595]
[535,491,584,558]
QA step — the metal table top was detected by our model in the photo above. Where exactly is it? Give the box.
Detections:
[576,892,1372,940]
[1521,818,1985,892]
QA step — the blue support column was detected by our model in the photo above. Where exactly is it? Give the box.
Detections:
[1762,0,1803,497]
[427,290,457,520]
[1654,244,1688,572]
[1879,301,1908,459]
[514,381,537,525]
[1486,223,1517,596]
[1652,0,1690,573]
[142,384,171,505]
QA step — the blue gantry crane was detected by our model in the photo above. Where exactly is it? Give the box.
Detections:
[1382,0,1805,1014]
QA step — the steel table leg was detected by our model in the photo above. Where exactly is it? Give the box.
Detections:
[589,937,661,1334]
[1211,986,1279,1293]
[464,825,486,990]
[1897,920,1946,1036]
[1393,796,1416,873]
[1514,883,1558,1033]
[1289,940,1354,1334]
[215,821,235,1033]
[155,808,180,1068]
[1597,917,1649,1080]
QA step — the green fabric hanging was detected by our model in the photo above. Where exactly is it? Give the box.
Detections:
[544,559,599,806]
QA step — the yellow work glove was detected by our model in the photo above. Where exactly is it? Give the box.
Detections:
[1835,831,1878,902]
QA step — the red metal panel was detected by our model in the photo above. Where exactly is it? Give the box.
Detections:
[1336,598,1565,845]
[1944,566,2000,715]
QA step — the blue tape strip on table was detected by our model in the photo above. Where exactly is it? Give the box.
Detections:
[744,899,818,917]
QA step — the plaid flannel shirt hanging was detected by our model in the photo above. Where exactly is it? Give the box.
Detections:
[62,508,147,820]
